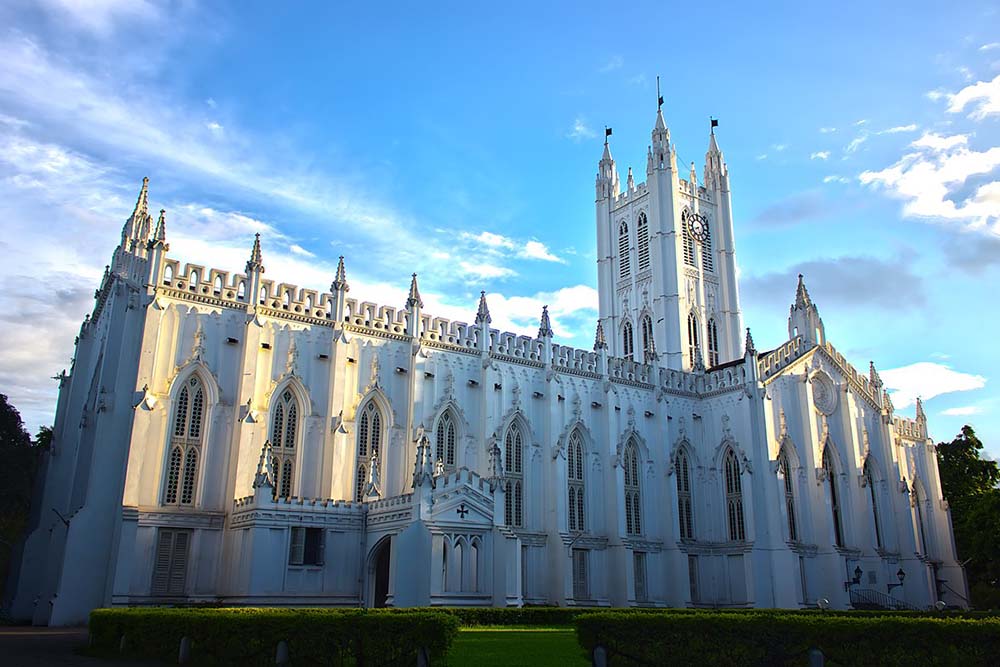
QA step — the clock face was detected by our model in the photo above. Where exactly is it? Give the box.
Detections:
[683,209,709,242]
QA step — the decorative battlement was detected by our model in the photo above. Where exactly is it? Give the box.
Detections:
[677,178,711,202]
[612,181,649,207]
[434,467,490,494]
[233,494,364,511]
[758,336,807,381]
[820,341,881,409]
[893,416,927,441]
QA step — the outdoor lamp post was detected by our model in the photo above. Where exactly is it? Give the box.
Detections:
[843,565,862,591]
[887,568,906,593]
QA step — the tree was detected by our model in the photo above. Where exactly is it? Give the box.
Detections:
[936,426,1000,609]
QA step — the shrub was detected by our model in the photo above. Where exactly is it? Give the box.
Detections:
[89,607,459,666]
[574,610,1000,666]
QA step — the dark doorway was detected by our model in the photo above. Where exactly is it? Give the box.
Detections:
[372,539,391,608]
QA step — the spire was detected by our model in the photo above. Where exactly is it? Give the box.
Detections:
[246,233,264,275]
[253,440,275,490]
[475,290,491,325]
[331,255,349,292]
[602,138,613,162]
[651,106,670,169]
[654,107,667,132]
[915,397,926,423]
[744,327,756,357]
[689,161,698,187]
[869,361,883,388]
[123,176,151,244]
[626,166,634,190]
[538,305,553,339]
[130,177,150,225]
[594,320,607,351]
[708,127,721,154]
[795,274,812,309]
[154,209,166,242]
[597,133,619,199]
[407,273,423,309]
[646,146,654,176]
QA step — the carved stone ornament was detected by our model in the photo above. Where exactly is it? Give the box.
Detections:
[811,370,837,416]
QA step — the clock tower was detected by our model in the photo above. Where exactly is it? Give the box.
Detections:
[595,105,743,372]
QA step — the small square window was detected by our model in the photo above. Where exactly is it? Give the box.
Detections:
[289,527,325,566]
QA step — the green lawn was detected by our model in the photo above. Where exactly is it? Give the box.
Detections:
[445,626,589,666]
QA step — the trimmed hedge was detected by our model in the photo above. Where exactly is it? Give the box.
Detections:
[89,607,459,666]
[574,610,1000,666]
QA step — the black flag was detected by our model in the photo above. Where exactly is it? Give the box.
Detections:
[710,118,719,129]
[658,95,664,108]
[605,127,613,138]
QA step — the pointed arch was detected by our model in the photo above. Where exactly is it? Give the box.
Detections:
[356,395,387,501]
[701,220,714,272]
[687,311,700,367]
[706,318,720,367]
[723,447,746,541]
[270,384,301,500]
[777,445,798,542]
[682,210,696,267]
[911,476,931,555]
[161,367,215,507]
[636,211,650,272]
[622,318,635,359]
[567,427,587,532]
[434,406,460,468]
[675,443,695,540]
[618,219,631,279]
[821,442,845,547]
[639,311,654,360]
[863,456,883,550]
[503,416,528,528]
[623,437,642,536]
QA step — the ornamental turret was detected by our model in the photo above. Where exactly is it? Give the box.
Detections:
[146,209,170,291]
[330,256,349,324]
[475,291,491,353]
[788,274,825,346]
[596,137,620,200]
[406,273,423,338]
[245,233,265,318]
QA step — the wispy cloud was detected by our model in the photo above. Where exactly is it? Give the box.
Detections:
[822,175,849,184]
[845,134,868,154]
[880,362,987,409]
[942,406,983,416]
[599,55,624,72]
[35,0,162,37]
[567,116,596,141]
[459,231,566,263]
[981,42,1000,52]
[819,127,837,134]
[878,124,918,134]
[810,151,830,160]
[944,73,1000,120]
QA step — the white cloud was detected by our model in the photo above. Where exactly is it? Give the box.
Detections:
[945,74,1000,120]
[461,231,516,250]
[756,154,768,161]
[880,361,987,409]
[878,124,918,134]
[458,261,517,280]
[288,244,315,258]
[567,117,596,141]
[484,285,598,339]
[599,55,624,73]
[981,42,1000,51]
[845,134,868,154]
[36,0,161,36]
[772,143,787,152]
[926,90,947,102]
[810,151,830,160]
[206,121,224,135]
[942,406,983,416]
[822,175,849,184]
[958,66,974,82]
[854,119,868,126]
[859,131,1000,228]
[819,127,837,134]
[521,240,565,263]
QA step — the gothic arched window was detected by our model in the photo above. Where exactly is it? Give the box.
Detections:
[822,446,844,547]
[864,459,882,549]
[618,220,630,279]
[637,212,650,272]
[504,422,525,528]
[682,211,696,267]
[355,401,383,501]
[914,482,929,555]
[435,410,458,468]
[687,313,700,367]
[702,221,714,272]
[623,439,642,536]
[707,319,719,367]
[676,449,694,540]
[270,388,299,500]
[778,450,798,542]
[640,314,654,360]
[163,375,206,505]
[567,431,586,532]
[623,320,634,359]
[724,448,746,541]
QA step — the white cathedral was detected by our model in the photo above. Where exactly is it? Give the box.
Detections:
[9,107,967,626]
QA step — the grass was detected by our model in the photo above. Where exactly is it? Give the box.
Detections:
[445,626,588,666]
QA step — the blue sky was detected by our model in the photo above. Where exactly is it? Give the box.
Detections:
[0,1,998,457]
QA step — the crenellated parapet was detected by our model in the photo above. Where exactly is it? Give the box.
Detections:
[893,416,927,442]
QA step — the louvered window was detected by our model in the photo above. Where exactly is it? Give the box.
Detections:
[504,423,524,528]
[636,212,650,271]
[567,431,585,532]
[707,319,719,367]
[271,389,299,500]
[725,449,746,541]
[676,449,694,540]
[572,548,589,600]
[687,313,700,368]
[640,315,654,360]
[633,551,648,602]
[618,221,630,279]
[623,320,634,359]
[701,219,714,272]
[289,527,325,566]
[151,529,190,596]
[623,440,642,536]
[682,210,696,267]
[779,451,798,542]
[163,376,206,506]
[356,401,384,501]
[436,410,457,468]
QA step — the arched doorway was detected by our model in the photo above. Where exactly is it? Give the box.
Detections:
[370,538,391,608]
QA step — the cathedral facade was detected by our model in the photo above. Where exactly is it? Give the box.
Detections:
[8,109,967,626]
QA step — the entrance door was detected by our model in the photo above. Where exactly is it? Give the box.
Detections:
[372,539,391,608]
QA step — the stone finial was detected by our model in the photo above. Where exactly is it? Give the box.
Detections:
[253,439,275,490]
[744,327,756,356]
[869,361,882,388]
[152,209,167,245]
[538,305,553,339]
[689,161,697,186]
[646,146,654,175]
[594,320,607,351]
[626,166,634,190]
[915,397,926,423]
[246,233,264,274]
[475,291,491,325]
[794,274,812,309]
[407,273,423,309]
[331,255,349,292]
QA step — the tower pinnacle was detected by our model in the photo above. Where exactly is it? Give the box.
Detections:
[246,233,264,275]
[331,256,349,292]
[407,273,423,309]
[475,291,491,325]
[538,305,553,339]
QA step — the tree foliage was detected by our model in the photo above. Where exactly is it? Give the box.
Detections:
[936,426,1000,609]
